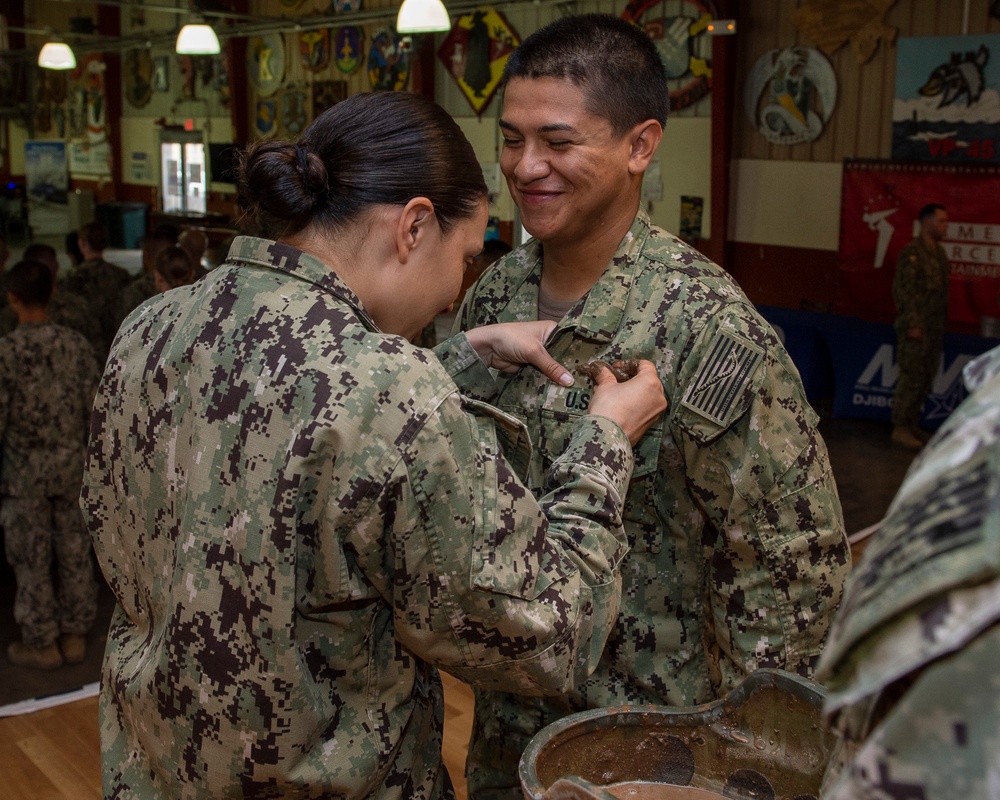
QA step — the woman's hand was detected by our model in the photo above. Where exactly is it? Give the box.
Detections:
[587,360,667,445]
[465,321,574,386]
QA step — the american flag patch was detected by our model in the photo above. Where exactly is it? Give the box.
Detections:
[681,331,763,426]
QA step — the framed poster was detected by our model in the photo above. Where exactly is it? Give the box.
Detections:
[24,140,70,235]
[893,34,1000,162]
[124,48,153,108]
[247,33,286,97]
[621,0,717,112]
[438,10,519,116]
[368,29,409,91]
[334,27,363,74]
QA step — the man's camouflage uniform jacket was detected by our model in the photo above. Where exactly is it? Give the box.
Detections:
[81,236,636,800]
[819,345,1000,800]
[892,236,950,340]
[61,255,133,363]
[456,209,851,798]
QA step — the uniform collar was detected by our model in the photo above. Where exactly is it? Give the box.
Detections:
[565,209,651,342]
[497,209,650,343]
[226,235,381,331]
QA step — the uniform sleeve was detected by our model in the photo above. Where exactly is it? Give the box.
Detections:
[371,388,634,696]
[892,244,920,330]
[672,308,850,685]
[823,622,1000,800]
[431,332,499,403]
[78,339,101,443]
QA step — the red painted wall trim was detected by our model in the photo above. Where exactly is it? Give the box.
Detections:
[727,241,839,312]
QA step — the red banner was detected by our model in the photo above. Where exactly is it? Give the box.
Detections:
[837,159,1000,330]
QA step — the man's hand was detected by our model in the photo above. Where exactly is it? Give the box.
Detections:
[464,321,574,386]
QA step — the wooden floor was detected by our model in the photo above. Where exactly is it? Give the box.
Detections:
[0,694,103,798]
[0,673,476,800]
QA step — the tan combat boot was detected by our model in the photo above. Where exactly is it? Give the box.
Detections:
[891,425,923,450]
[59,634,87,665]
[7,641,63,670]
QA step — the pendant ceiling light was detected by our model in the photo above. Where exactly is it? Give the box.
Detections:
[38,39,77,70]
[396,0,451,34]
[176,17,220,55]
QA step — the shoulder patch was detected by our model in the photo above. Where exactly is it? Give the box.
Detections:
[680,329,763,426]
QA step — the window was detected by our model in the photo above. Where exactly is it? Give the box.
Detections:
[160,131,207,214]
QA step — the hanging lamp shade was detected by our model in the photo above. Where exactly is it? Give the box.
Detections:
[396,0,450,34]
[176,20,220,55]
[38,40,77,70]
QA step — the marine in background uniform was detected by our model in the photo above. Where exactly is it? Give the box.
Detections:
[0,242,100,348]
[891,203,951,449]
[456,16,851,797]
[0,259,100,670]
[117,225,178,324]
[819,345,1000,799]
[61,220,132,363]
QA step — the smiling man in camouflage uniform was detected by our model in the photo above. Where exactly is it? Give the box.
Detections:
[456,16,851,797]
[819,344,1000,799]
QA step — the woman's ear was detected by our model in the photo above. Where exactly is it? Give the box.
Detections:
[394,197,436,264]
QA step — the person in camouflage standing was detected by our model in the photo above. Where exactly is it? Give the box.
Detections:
[0,259,101,670]
[455,15,851,798]
[62,220,132,364]
[151,244,196,292]
[0,242,100,347]
[0,231,9,315]
[117,224,177,324]
[891,203,951,450]
[82,91,666,799]
[818,343,1000,799]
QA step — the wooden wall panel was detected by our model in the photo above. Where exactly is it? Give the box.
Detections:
[733,0,1000,163]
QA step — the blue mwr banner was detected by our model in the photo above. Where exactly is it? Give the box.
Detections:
[757,305,996,431]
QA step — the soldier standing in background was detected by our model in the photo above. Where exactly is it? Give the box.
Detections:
[0,242,100,347]
[117,224,178,322]
[61,220,132,363]
[819,343,1000,799]
[0,259,100,670]
[178,226,209,279]
[151,244,196,292]
[0,232,9,312]
[891,202,950,449]
[456,16,851,797]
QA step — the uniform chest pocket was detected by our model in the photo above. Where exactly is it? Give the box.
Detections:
[539,408,663,553]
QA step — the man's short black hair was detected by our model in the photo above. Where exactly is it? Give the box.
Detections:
[918,203,946,221]
[22,242,59,278]
[6,259,53,307]
[501,14,669,137]
[79,220,109,252]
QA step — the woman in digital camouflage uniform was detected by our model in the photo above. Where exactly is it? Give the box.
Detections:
[82,91,665,799]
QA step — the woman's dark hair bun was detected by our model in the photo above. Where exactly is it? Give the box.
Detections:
[296,146,329,202]
[238,141,328,229]
[237,92,486,240]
